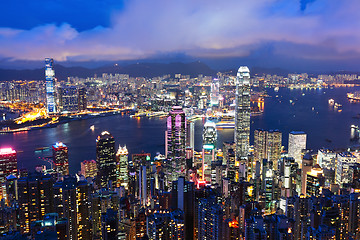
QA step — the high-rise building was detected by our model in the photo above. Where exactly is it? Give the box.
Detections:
[96,131,117,189]
[80,160,97,178]
[288,131,307,166]
[336,152,357,186]
[165,106,187,184]
[235,66,251,170]
[306,164,324,197]
[0,148,17,198]
[210,78,220,106]
[78,87,87,112]
[52,142,69,177]
[58,86,79,113]
[116,145,129,189]
[202,121,217,184]
[254,129,282,170]
[45,58,56,114]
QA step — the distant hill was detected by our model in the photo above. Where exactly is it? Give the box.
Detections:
[0,61,216,81]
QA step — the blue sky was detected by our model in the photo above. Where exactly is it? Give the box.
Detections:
[0,0,360,71]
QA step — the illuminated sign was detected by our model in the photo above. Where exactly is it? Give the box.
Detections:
[203,144,214,150]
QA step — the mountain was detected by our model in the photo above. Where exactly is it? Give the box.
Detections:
[0,61,216,81]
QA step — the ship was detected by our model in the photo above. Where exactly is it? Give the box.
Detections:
[347,92,360,101]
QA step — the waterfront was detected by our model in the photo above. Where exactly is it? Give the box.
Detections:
[1,86,360,174]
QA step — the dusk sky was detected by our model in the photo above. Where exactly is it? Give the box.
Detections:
[1,0,360,71]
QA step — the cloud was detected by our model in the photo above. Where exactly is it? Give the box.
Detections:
[0,0,360,65]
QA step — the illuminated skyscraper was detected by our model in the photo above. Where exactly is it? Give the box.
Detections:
[45,58,56,114]
[80,160,97,178]
[202,121,217,184]
[78,87,87,112]
[58,86,79,113]
[116,145,129,189]
[165,106,186,184]
[254,129,282,170]
[96,131,117,189]
[288,131,307,166]
[235,66,251,175]
[52,142,69,177]
[210,78,220,106]
[0,148,17,199]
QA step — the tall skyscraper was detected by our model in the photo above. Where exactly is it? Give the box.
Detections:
[52,142,69,177]
[58,86,79,113]
[116,145,129,189]
[165,106,186,184]
[210,78,220,106]
[235,66,251,162]
[78,87,87,112]
[0,148,17,200]
[96,131,117,189]
[45,58,56,114]
[254,129,282,170]
[288,131,307,166]
[202,121,217,184]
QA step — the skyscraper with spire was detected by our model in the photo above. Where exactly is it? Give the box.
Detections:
[235,66,251,175]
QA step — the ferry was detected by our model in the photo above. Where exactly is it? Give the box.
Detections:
[348,92,360,101]
[216,120,235,129]
[274,87,279,92]
[328,99,335,105]
[90,125,95,131]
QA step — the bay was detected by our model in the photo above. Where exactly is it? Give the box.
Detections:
[1,86,360,174]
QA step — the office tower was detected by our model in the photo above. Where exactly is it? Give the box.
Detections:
[165,106,187,184]
[317,148,336,171]
[18,173,54,234]
[235,66,251,161]
[306,164,324,197]
[198,196,223,240]
[101,209,118,239]
[210,78,220,106]
[254,129,282,170]
[336,152,357,186]
[202,121,217,184]
[80,160,97,178]
[288,131,307,165]
[301,153,313,195]
[116,145,129,189]
[96,131,117,189]
[0,148,17,199]
[254,129,267,162]
[58,86,79,113]
[76,180,91,240]
[349,193,360,238]
[186,120,195,150]
[139,165,147,206]
[52,142,69,177]
[45,58,56,114]
[78,87,87,112]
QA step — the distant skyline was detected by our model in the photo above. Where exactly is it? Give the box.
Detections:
[1,0,360,71]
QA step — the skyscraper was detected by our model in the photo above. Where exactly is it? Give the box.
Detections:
[78,87,87,112]
[254,129,282,170]
[235,66,251,176]
[80,160,97,178]
[202,121,217,184]
[0,148,17,200]
[288,131,307,166]
[52,142,69,177]
[165,106,186,184]
[58,86,79,113]
[116,145,129,189]
[96,131,117,189]
[45,58,56,114]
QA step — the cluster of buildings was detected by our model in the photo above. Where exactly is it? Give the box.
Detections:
[1,65,360,240]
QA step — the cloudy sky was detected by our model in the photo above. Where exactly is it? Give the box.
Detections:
[1,0,360,71]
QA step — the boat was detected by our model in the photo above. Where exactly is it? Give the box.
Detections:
[216,120,235,129]
[348,92,360,101]
[90,125,95,131]
[274,87,279,92]
[328,99,335,105]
